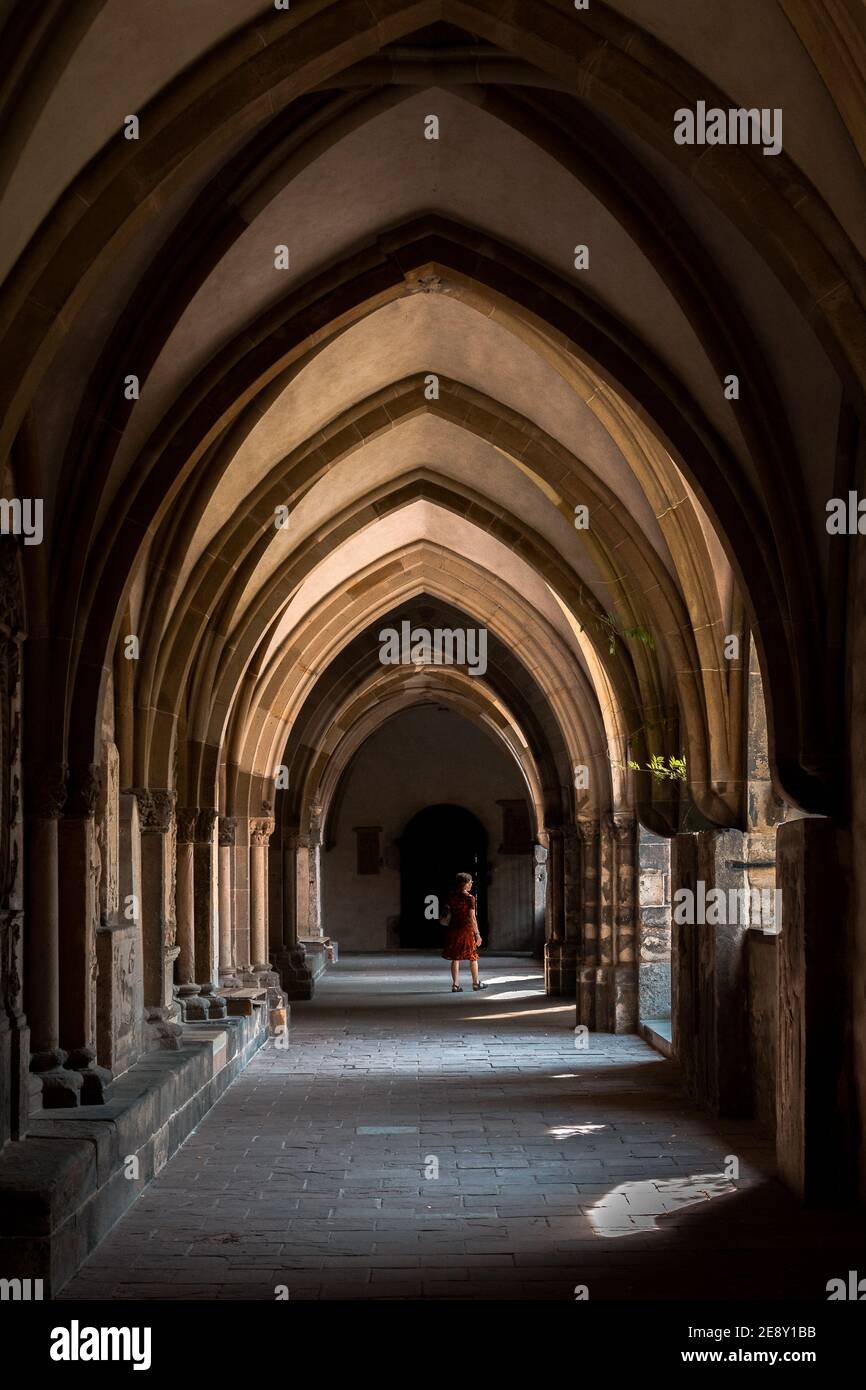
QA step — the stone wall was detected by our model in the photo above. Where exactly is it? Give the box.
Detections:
[322,706,534,952]
[638,825,671,1020]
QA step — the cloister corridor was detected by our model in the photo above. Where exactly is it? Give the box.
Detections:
[3,1,866,1341]
[59,956,865,1303]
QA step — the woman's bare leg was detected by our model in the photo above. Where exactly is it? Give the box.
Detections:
[470,958,480,986]
[451,960,460,988]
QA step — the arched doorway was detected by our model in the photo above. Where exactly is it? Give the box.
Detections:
[399,804,487,948]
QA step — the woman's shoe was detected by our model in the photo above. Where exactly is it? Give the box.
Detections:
[451,984,463,992]
[472,981,487,990]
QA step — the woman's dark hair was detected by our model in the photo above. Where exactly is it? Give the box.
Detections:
[456,871,473,887]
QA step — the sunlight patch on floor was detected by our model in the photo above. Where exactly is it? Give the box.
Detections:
[588,1172,735,1237]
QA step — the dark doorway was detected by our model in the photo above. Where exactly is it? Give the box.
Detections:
[399,804,488,948]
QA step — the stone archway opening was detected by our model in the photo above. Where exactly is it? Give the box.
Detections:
[400,802,488,949]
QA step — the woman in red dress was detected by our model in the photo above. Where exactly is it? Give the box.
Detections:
[441,872,486,992]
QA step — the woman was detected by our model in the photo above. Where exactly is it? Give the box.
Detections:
[441,872,486,992]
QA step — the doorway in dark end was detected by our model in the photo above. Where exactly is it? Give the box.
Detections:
[399,803,488,948]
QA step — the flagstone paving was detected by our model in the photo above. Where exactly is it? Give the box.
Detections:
[60,955,865,1301]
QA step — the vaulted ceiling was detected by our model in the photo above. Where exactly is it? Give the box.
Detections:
[3,0,864,830]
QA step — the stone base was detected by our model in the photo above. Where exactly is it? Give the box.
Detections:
[577,963,638,1034]
[274,946,315,1000]
[298,937,332,983]
[144,1006,184,1052]
[29,1051,84,1109]
[66,1048,113,1105]
[176,986,210,1022]
[0,1008,268,1296]
[544,941,577,997]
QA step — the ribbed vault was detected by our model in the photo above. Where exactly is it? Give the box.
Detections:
[1,0,864,1122]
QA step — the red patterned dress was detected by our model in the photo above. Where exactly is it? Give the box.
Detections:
[441,889,479,961]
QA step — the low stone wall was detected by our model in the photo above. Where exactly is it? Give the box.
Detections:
[0,1007,268,1296]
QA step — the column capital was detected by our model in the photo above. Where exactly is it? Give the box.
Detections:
[130,788,176,833]
[609,813,636,845]
[65,763,102,819]
[195,808,218,843]
[26,762,69,819]
[176,806,198,844]
[218,815,237,847]
[576,818,600,844]
[250,817,275,848]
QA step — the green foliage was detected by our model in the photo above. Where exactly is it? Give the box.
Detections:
[579,608,655,656]
[626,753,687,783]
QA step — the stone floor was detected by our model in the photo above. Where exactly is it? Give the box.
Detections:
[61,955,866,1301]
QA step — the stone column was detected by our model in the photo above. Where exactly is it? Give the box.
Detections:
[573,817,638,1033]
[96,791,146,1072]
[193,809,226,1018]
[672,827,750,1115]
[232,816,251,977]
[218,816,239,987]
[610,816,638,1032]
[175,807,207,1019]
[26,763,82,1107]
[776,817,851,1201]
[133,789,181,1041]
[274,830,314,1000]
[575,820,599,1027]
[545,826,579,996]
[531,842,548,957]
[0,556,34,1134]
[249,818,274,974]
[58,764,112,1102]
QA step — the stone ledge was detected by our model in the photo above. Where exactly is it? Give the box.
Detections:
[640,1017,674,1060]
[0,1006,268,1295]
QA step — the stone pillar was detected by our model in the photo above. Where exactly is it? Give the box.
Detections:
[545,827,580,996]
[133,789,181,1040]
[672,827,750,1115]
[218,816,239,987]
[611,816,638,1032]
[193,809,226,1018]
[531,842,548,957]
[175,807,207,1019]
[96,792,146,1072]
[573,817,638,1032]
[249,818,274,974]
[0,624,29,1135]
[274,830,314,1000]
[294,829,323,939]
[26,763,82,1107]
[232,816,251,976]
[59,764,112,1102]
[776,817,851,1202]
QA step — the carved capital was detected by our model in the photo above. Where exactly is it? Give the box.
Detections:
[250,817,275,848]
[66,763,102,819]
[131,788,176,833]
[218,816,237,847]
[26,762,68,819]
[609,814,636,846]
[576,818,600,845]
[195,808,218,843]
[175,806,197,844]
